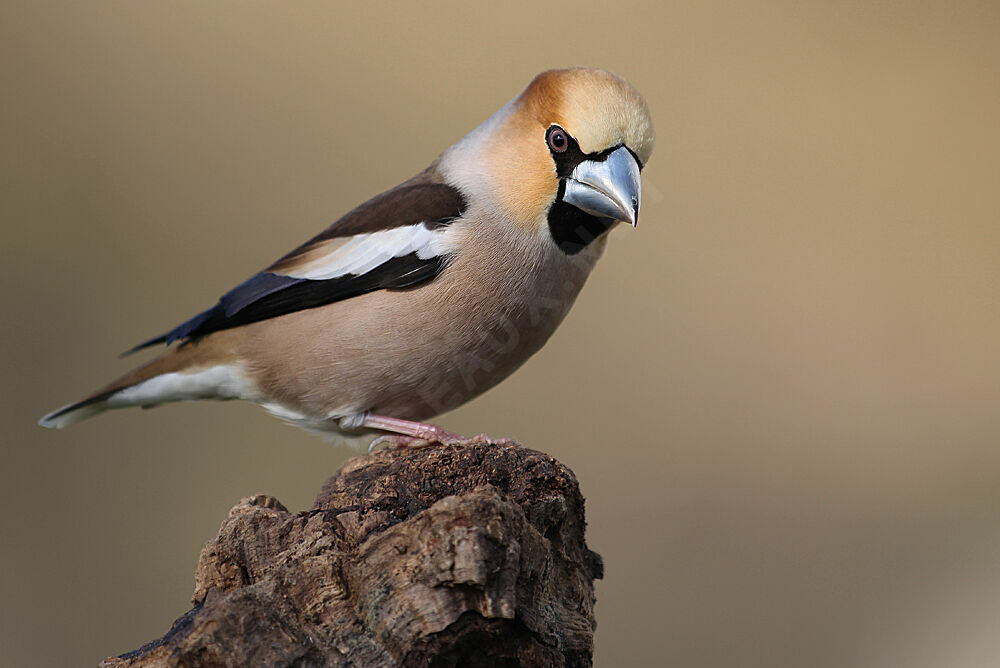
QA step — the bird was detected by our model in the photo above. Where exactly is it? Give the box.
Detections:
[39,67,655,450]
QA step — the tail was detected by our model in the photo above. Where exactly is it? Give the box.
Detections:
[39,336,248,429]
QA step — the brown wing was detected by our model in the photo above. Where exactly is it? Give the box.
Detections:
[125,170,467,353]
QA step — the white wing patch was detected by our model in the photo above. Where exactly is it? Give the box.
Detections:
[279,224,449,281]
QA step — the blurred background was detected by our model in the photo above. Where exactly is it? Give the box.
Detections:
[3,1,999,665]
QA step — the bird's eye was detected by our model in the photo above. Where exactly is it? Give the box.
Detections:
[547,126,569,153]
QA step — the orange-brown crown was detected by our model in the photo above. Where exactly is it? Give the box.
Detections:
[516,68,655,165]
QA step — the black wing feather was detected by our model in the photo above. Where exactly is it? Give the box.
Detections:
[124,179,465,354]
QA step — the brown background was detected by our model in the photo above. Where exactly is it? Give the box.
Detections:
[3,2,999,666]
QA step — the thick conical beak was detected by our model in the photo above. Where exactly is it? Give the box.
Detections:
[562,146,641,226]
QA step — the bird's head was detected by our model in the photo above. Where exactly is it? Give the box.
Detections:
[443,68,654,255]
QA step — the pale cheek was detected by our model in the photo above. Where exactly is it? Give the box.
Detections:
[484,114,561,227]
[504,179,556,227]
[493,155,558,226]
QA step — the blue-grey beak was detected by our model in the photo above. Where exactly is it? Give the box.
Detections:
[562,146,641,226]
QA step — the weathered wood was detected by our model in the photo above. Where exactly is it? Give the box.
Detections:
[101,443,603,667]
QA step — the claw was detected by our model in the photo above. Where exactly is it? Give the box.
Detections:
[360,414,516,453]
[368,434,433,453]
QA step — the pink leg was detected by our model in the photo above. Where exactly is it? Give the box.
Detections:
[361,414,515,453]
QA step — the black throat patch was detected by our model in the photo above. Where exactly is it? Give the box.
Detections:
[543,126,635,255]
[547,180,616,255]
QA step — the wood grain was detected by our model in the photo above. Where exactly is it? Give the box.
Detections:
[101,443,603,668]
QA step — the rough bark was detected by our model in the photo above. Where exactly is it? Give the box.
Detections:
[101,442,603,667]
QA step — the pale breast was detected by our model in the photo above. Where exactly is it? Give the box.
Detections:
[240,219,607,423]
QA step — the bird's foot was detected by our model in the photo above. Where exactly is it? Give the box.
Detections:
[367,434,434,453]
[459,433,516,447]
[362,414,515,453]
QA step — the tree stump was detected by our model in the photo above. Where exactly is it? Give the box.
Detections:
[101,442,603,667]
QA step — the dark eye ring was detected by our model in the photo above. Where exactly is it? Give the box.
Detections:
[547,126,569,153]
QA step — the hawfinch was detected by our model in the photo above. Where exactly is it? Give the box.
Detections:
[40,67,655,448]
